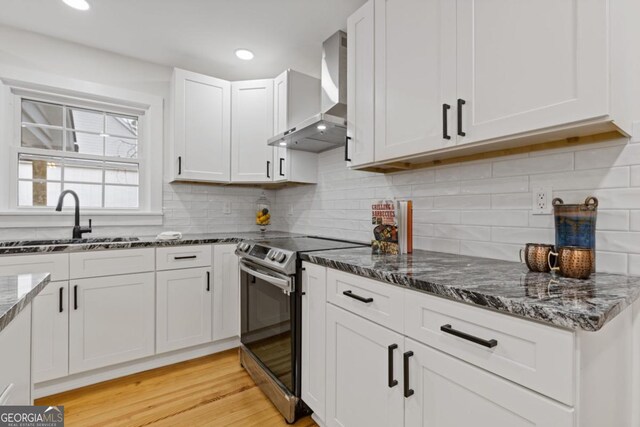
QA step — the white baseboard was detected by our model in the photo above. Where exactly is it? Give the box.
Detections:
[33,337,240,399]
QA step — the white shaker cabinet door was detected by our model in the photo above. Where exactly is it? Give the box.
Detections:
[325,304,404,427]
[374,0,457,161]
[156,267,213,353]
[347,0,375,167]
[69,273,155,374]
[172,68,231,182]
[212,244,240,341]
[404,337,574,427]
[301,262,327,421]
[231,79,275,183]
[32,281,69,383]
[456,0,608,145]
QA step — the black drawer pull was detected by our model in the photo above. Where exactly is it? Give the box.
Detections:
[442,104,451,140]
[343,290,373,303]
[403,351,414,398]
[178,156,182,175]
[73,285,78,310]
[344,136,352,162]
[279,158,285,177]
[457,98,466,137]
[388,344,398,388]
[206,271,211,292]
[440,324,498,348]
[59,287,64,313]
[174,255,197,260]
[267,160,271,178]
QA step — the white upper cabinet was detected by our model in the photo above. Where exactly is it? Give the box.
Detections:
[456,0,608,145]
[273,70,320,183]
[346,0,375,167]
[171,68,231,182]
[348,0,635,167]
[231,79,275,183]
[373,0,457,162]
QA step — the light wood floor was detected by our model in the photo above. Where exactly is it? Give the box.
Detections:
[36,348,318,427]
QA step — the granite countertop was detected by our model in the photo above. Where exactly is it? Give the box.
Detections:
[0,231,303,255]
[0,273,50,333]
[301,247,640,332]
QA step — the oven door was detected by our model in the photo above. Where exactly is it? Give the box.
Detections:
[240,260,295,392]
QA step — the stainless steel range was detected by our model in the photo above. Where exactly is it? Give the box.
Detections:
[235,236,367,423]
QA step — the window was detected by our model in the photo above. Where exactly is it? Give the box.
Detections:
[18,99,140,209]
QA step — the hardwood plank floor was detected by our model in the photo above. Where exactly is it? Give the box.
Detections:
[36,348,318,427]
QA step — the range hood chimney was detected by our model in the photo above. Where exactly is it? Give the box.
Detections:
[268,31,348,153]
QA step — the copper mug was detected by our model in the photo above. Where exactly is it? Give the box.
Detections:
[519,243,555,273]
[547,246,594,280]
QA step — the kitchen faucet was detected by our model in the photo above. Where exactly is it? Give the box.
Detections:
[55,190,92,239]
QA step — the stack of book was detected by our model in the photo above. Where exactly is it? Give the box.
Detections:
[371,200,413,255]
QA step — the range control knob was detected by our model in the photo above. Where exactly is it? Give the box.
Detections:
[275,252,287,263]
[267,250,276,260]
[238,243,250,252]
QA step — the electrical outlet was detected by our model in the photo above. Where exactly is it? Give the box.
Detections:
[532,187,553,215]
[223,201,231,215]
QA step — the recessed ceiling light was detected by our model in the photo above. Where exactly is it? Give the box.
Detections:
[62,0,90,11]
[279,142,287,146]
[317,124,327,131]
[235,49,254,61]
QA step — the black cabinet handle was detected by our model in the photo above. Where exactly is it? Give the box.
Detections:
[174,255,197,260]
[279,158,285,177]
[178,156,182,175]
[59,287,64,313]
[457,99,466,137]
[342,290,373,303]
[388,344,398,388]
[344,136,352,162]
[403,351,414,398]
[267,161,271,178]
[206,271,210,292]
[440,324,497,348]
[73,285,78,310]
[442,104,451,140]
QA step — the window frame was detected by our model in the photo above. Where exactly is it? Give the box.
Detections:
[0,67,163,227]
[13,95,145,210]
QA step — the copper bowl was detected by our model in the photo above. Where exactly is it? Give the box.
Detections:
[519,243,555,273]
[548,246,594,280]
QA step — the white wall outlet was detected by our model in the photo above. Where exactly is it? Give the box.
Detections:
[223,201,231,215]
[532,187,553,215]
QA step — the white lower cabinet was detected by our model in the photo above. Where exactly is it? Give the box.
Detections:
[301,262,327,421]
[212,244,240,341]
[325,304,405,427]
[69,273,155,374]
[32,281,69,383]
[156,267,212,353]
[0,305,31,405]
[404,337,574,427]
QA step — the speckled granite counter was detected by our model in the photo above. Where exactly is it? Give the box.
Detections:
[0,273,50,333]
[301,247,640,332]
[0,231,303,255]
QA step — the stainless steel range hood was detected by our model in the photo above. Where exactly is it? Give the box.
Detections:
[268,31,347,153]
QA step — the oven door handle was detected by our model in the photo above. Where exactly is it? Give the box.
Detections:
[240,261,294,293]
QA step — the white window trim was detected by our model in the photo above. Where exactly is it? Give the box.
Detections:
[0,65,163,227]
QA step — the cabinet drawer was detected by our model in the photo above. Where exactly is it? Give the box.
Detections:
[326,269,404,333]
[405,290,575,406]
[0,253,68,281]
[156,245,211,271]
[70,249,155,279]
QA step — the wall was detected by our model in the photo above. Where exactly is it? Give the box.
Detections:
[273,135,640,276]
[0,24,271,240]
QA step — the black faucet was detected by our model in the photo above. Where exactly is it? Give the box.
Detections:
[55,190,92,239]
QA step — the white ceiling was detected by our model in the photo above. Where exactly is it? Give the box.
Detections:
[0,0,366,80]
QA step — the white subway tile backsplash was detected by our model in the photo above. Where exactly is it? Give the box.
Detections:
[530,167,630,191]
[631,166,640,186]
[461,210,529,227]
[492,153,574,177]
[434,195,491,210]
[596,231,640,254]
[631,211,640,231]
[491,193,532,210]
[491,227,555,245]
[460,176,529,195]
[460,241,522,262]
[596,252,628,275]
[629,255,640,276]
[435,162,492,182]
[433,225,491,241]
[575,143,640,170]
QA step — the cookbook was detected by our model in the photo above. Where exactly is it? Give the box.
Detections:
[371,200,412,255]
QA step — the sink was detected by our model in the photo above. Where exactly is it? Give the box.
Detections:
[0,237,141,248]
